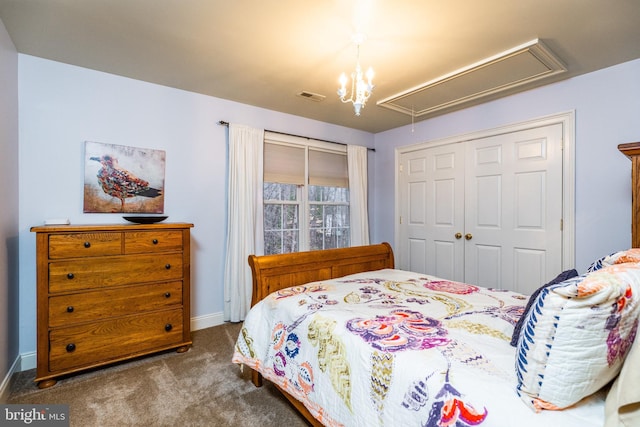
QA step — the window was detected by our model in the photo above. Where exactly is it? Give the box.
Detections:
[263,133,349,255]
[264,183,300,254]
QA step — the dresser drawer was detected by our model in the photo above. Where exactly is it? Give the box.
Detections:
[49,281,183,327]
[49,233,122,259]
[49,253,184,293]
[124,230,183,254]
[49,309,184,372]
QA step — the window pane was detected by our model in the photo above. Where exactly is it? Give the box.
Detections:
[308,185,321,202]
[334,205,350,248]
[264,231,282,255]
[283,205,298,229]
[337,228,350,248]
[264,183,279,201]
[309,227,323,251]
[309,204,322,229]
[335,187,349,203]
[334,205,350,227]
[264,183,298,201]
[264,204,282,229]
[309,185,349,202]
[282,184,298,201]
[323,227,337,248]
[282,230,299,254]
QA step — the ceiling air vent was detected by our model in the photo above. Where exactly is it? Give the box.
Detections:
[377,39,566,118]
[296,91,326,102]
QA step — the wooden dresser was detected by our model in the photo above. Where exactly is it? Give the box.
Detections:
[31,222,194,388]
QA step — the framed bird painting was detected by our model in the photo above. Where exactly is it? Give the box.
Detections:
[83,141,166,213]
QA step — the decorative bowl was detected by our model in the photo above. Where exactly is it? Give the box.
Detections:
[123,215,168,224]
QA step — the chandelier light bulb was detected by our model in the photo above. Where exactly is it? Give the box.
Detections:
[338,73,348,97]
[366,67,374,85]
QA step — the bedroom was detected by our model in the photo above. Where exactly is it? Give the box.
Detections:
[1,1,640,425]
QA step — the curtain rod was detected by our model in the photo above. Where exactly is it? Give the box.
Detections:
[217,121,375,152]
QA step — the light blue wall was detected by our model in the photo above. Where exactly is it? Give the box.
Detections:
[17,55,375,357]
[0,17,19,390]
[372,58,640,272]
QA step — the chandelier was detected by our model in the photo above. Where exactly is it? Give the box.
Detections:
[337,34,374,116]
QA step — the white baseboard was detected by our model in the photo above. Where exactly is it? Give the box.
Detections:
[6,312,226,385]
[0,354,23,403]
[19,352,36,371]
[191,311,225,331]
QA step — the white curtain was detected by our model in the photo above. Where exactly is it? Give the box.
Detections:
[347,144,370,246]
[223,124,265,322]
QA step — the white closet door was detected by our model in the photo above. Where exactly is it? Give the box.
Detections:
[398,144,464,280]
[397,122,563,294]
[464,123,563,294]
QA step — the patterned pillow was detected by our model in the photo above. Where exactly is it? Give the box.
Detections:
[509,269,578,347]
[515,263,640,412]
[587,248,640,272]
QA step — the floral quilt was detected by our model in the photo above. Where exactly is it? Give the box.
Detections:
[232,269,606,427]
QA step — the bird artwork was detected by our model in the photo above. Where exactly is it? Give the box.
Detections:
[90,154,163,212]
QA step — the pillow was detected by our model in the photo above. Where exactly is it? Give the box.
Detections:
[587,248,640,273]
[515,263,640,412]
[510,269,578,346]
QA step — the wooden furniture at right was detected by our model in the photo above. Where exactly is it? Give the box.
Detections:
[619,142,640,247]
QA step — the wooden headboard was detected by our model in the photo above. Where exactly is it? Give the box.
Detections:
[247,242,395,307]
[619,142,640,247]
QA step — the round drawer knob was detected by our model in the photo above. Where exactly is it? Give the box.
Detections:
[67,273,75,280]
[66,343,76,353]
[84,241,91,248]
[66,306,74,313]
[165,264,171,270]
[152,239,159,245]
[164,292,171,298]
[164,324,173,332]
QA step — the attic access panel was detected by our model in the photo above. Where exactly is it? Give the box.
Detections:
[377,39,566,118]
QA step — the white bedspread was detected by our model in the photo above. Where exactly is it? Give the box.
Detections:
[233,269,606,427]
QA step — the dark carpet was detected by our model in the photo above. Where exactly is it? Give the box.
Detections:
[8,322,310,426]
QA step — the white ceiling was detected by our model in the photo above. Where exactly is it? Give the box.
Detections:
[1,0,639,133]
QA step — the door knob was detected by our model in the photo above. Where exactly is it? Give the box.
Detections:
[455,232,462,239]
[465,233,473,240]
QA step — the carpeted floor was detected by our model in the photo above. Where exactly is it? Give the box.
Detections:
[8,322,310,426]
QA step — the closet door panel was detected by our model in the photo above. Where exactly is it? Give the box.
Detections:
[399,152,428,273]
[408,238,427,273]
[427,145,465,280]
[398,145,464,280]
[474,244,501,288]
[465,124,563,294]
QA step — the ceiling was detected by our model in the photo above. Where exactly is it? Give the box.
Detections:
[1,0,639,133]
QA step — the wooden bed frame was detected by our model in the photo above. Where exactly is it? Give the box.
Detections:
[248,242,395,307]
[246,242,395,425]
